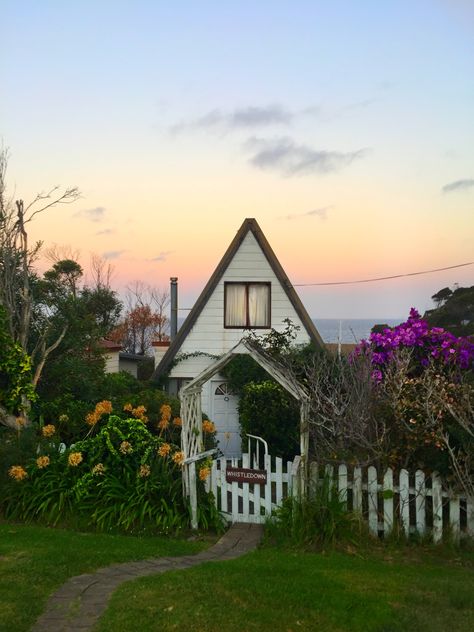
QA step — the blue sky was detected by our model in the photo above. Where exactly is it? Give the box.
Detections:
[1,1,473,319]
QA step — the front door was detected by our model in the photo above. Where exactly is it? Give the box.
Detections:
[211,381,241,457]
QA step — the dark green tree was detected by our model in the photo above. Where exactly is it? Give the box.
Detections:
[424,285,474,337]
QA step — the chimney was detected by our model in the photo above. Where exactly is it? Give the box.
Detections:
[170,277,178,341]
[152,340,170,367]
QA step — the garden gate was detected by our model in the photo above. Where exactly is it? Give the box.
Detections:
[204,436,301,524]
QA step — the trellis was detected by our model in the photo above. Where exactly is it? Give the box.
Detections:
[179,338,310,528]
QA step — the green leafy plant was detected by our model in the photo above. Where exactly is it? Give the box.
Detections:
[266,474,360,550]
[0,306,36,415]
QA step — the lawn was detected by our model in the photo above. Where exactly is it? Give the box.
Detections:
[95,544,474,632]
[0,522,207,632]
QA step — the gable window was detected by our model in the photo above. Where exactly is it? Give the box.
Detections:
[224,282,271,328]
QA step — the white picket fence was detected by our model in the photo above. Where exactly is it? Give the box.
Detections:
[204,453,295,524]
[307,463,474,542]
[205,455,474,540]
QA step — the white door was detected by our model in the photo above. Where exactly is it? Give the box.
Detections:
[211,381,241,457]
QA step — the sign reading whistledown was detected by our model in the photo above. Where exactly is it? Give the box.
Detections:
[226,466,267,485]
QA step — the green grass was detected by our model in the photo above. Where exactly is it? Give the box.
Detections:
[0,521,208,632]
[95,544,474,632]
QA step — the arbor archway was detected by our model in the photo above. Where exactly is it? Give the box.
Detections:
[179,338,309,527]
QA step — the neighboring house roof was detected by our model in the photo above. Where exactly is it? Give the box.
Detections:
[152,217,324,380]
[99,339,122,352]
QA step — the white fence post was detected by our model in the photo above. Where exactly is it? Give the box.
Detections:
[383,468,394,534]
[353,467,362,514]
[368,466,378,536]
[467,498,474,537]
[449,495,460,542]
[291,456,301,502]
[415,469,426,535]
[399,469,410,537]
[338,464,348,509]
[432,472,443,544]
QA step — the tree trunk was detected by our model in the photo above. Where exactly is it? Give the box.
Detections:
[0,404,31,430]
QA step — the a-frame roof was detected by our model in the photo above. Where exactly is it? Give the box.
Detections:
[152,218,324,379]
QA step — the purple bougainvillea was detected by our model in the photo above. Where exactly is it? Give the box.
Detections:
[353,308,474,381]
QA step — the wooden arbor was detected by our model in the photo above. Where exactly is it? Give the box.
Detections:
[179,338,310,528]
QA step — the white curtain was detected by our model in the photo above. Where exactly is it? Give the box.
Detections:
[225,284,246,326]
[248,284,269,326]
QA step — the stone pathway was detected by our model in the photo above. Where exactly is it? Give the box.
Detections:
[32,523,263,632]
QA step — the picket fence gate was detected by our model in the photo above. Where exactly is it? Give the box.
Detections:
[204,455,474,540]
[204,453,296,524]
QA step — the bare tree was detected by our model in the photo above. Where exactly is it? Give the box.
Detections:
[44,243,81,266]
[110,281,170,354]
[0,147,80,426]
[90,253,114,290]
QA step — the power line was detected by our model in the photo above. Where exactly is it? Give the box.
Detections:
[293,261,474,287]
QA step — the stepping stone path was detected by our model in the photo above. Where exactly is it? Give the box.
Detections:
[32,523,263,632]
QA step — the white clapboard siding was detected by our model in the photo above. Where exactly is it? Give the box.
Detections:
[169,231,311,379]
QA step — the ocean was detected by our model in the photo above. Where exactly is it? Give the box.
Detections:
[313,318,403,344]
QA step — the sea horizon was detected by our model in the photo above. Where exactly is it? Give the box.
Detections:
[312,318,404,344]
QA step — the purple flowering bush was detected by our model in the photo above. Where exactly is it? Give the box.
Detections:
[354,308,474,383]
[351,310,474,488]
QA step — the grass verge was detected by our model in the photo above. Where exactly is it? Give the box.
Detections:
[0,521,208,632]
[95,544,474,632]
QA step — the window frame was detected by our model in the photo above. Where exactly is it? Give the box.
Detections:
[223,281,271,329]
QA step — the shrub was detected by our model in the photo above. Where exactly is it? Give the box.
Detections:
[239,381,299,461]
[351,310,474,492]
[0,415,220,533]
[265,474,359,550]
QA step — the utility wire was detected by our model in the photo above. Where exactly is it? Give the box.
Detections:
[293,261,474,287]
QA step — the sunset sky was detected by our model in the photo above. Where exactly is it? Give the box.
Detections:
[2,1,473,319]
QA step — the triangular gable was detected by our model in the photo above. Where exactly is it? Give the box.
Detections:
[152,218,324,379]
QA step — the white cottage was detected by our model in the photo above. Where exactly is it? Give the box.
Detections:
[153,218,324,456]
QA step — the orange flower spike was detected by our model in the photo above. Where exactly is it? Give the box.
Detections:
[159,404,172,422]
[36,456,50,469]
[158,418,169,430]
[68,452,83,467]
[139,464,151,478]
[9,465,28,481]
[95,400,113,416]
[199,467,210,481]
[132,405,147,419]
[158,443,172,457]
[202,420,216,434]
[86,412,99,426]
[172,451,185,466]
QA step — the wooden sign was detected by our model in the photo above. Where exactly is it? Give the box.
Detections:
[226,466,267,485]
